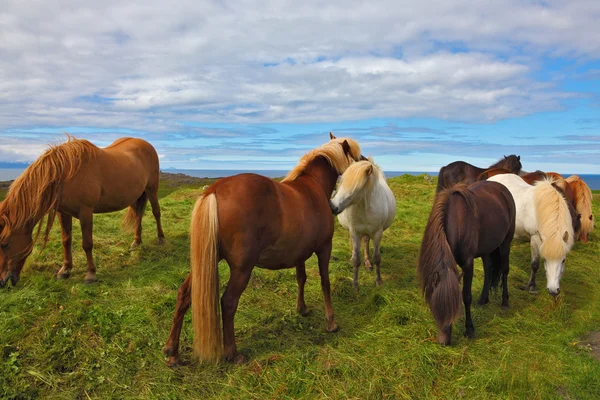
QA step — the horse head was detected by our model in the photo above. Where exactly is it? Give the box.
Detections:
[0,216,34,288]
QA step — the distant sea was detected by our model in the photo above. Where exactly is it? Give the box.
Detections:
[1,168,600,190]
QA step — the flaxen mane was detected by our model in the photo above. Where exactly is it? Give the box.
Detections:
[566,175,594,237]
[534,180,574,260]
[0,135,98,246]
[282,138,362,182]
[337,159,379,196]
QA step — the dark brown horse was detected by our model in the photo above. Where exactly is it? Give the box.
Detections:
[418,181,516,345]
[437,155,522,192]
[163,135,364,365]
[0,136,164,287]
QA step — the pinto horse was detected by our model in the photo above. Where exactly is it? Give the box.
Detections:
[566,175,594,242]
[329,159,396,288]
[0,136,164,287]
[488,174,574,296]
[418,181,516,345]
[162,135,365,365]
[436,155,522,192]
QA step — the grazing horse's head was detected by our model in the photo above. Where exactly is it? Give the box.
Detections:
[0,214,34,288]
[330,159,378,215]
[500,155,522,174]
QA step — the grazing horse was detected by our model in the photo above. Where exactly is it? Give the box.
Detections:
[488,174,574,297]
[566,175,594,242]
[436,155,522,192]
[418,181,516,345]
[0,136,164,287]
[162,136,365,365]
[329,159,396,288]
[518,172,581,239]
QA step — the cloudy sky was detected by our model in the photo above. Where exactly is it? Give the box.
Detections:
[1,0,599,173]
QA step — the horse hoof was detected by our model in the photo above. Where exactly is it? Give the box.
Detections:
[529,288,538,295]
[84,277,97,284]
[166,356,181,367]
[233,353,247,364]
[465,331,475,339]
[364,262,373,271]
[326,320,339,333]
[375,279,382,286]
[477,298,489,306]
[157,237,165,245]
[57,272,71,279]
[297,307,311,317]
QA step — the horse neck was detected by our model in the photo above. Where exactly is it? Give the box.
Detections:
[295,156,339,198]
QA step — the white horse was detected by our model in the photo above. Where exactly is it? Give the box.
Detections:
[487,174,574,297]
[329,159,396,288]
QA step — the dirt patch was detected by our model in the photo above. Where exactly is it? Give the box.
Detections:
[578,331,600,361]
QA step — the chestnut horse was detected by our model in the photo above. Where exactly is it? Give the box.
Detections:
[418,181,516,345]
[163,135,364,365]
[436,155,522,192]
[566,175,594,242]
[0,136,164,287]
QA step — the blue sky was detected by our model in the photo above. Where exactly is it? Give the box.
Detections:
[0,0,599,173]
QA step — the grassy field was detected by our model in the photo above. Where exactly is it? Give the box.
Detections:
[1,175,599,399]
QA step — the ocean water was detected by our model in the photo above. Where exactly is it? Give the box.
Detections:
[2,168,600,189]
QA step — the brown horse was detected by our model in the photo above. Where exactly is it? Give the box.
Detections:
[163,135,364,365]
[0,136,164,287]
[566,175,594,242]
[418,181,516,345]
[437,155,522,192]
[476,167,511,181]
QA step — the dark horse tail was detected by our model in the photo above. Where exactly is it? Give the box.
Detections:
[418,186,475,333]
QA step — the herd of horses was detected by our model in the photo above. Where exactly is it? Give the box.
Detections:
[0,134,595,365]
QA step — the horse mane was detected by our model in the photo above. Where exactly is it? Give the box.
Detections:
[566,175,594,235]
[489,155,521,174]
[337,159,381,195]
[0,135,98,247]
[282,138,362,182]
[533,179,574,260]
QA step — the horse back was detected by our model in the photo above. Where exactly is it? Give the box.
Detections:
[437,161,484,192]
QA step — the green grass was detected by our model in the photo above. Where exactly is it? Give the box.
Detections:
[1,175,599,399]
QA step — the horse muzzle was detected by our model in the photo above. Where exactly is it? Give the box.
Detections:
[0,273,19,288]
[329,201,340,216]
[547,288,560,298]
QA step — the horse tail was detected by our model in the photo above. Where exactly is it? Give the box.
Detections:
[123,191,148,231]
[190,192,222,362]
[490,255,502,290]
[418,188,463,332]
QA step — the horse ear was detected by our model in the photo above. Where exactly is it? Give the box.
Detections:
[563,231,569,243]
[341,140,350,155]
[517,155,521,161]
[329,132,336,140]
[366,165,373,176]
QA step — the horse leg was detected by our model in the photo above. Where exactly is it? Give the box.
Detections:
[363,235,373,271]
[221,268,252,364]
[372,230,383,286]
[130,204,143,250]
[79,207,97,283]
[56,213,73,279]
[499,243,511,308]
[478,254,493,305]
[296,261,310,316]
[148,190,165,245]
[163,274,191,366]
[317,241,339,333]
[463,258,475,339]
[525,235,541,294]
[350,232,361,289]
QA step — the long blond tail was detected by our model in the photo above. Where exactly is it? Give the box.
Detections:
[190,193,222,362]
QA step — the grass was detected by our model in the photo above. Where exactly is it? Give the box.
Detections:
[1,175,599,399]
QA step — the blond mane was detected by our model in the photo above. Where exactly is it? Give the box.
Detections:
[282,138,362,182]
[0,135,98,246]
[534,179,574,260]
[338,159,381,195]
[566,175,594,236]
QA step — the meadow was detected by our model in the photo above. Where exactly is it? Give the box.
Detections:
[1,175,599,399]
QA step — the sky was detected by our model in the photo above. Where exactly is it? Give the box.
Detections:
[0,0,599,173]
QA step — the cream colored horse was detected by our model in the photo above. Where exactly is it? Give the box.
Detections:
[330,159,396,288]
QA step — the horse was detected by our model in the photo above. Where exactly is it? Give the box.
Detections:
[436,155,522,192]
[418,181,516,345]
[0,136,164,287]
[329,159,396,288]
[476,167,511,181]
[487,174,574,296]
[162,134,365,365]
[565,175,594,242]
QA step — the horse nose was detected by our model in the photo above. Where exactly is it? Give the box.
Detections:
[329,201,339,215]
[548,288,560,298]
